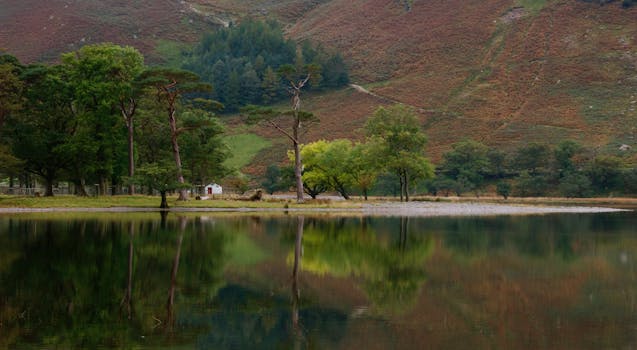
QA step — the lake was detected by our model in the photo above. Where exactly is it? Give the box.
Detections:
[0,211,636,349]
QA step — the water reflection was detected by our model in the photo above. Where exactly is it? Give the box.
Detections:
[166,216,186,330]
[0,212,636,349]
[298,216,433,313]
[291,215,303,347]
[120,221,134,320]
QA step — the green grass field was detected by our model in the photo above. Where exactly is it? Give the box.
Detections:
[0,195,362,209]
[223,133,273,171]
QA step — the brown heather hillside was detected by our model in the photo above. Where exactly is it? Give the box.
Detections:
[0,0,218,62]
[2,0,637,167]
[287,0,637,162]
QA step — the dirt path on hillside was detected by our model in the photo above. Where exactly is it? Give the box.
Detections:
[349,84,435,114]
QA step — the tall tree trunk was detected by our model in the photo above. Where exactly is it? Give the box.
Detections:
[98,175,108,196]
[168,108,188,201]
[399,173,404,202]
[404,172,410,202]
[160,191,169,209]
[167,217,185,329]
[363,188,368,201]
[293,138,304,203]
[121,99,137,196]
[291,80,306,204]
[334,179,350,200]
[74,178,88,197]
[128,120,135,195]
[44,176,54,197]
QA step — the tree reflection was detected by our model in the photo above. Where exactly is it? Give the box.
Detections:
[166,216,186,330]
[119,220,135,320]
[3,213,635,349]
[438,215,624,261]
[291,215,304,347]
[294,216,434,313]
[0,214,231,348]
[194,215,348,349]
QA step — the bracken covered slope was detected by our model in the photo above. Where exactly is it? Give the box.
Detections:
[0,0,217,62]
[287,0,637,161]
[2,0,637,165]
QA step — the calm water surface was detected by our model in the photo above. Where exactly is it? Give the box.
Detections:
[0,211,636,349]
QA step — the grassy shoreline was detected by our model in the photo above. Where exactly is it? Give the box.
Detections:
[0,195,362,209]
[0,194,636,210]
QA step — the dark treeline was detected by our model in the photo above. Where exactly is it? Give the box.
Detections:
[429,139,637,198]
[0,44,229,197]
[182,19,349,112]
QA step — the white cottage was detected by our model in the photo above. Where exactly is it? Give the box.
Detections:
[204,183,223,195]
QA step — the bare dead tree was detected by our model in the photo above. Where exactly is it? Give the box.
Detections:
[244,64,321,204]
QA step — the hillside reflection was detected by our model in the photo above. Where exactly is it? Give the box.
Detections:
[0,212,635,349]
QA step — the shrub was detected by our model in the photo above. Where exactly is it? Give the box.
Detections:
[622,168,637,195]
[496,181,512,199]
[514,171,549,197]
[558,172,592,198]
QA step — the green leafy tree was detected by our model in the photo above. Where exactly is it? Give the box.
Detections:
[227,174,250,195]
[0,144,23,185]
[486,148,508,179]
[134,162,186,208]
[350,141,382,200]
[9,64,75,196]
[513,142,551,176]
[496,181,512,199]
[0,54,23,132]
[240,64,262,105]
[62,43,145,195]
[179,107,230,191]
[514,171,549,197]
[299,139,356,199]
[135,95,173,166]
[558,172,592,198]
[553,140,582,179]
[623,167,637,195]
[300,171,329,199]
[292,142,330,198]
[586,155,624,194]
[183,19,347,110]
[510,142,552,197]
[439,140,490,196]
[262,164,284,194]
[225,70,242,112]
[209,60,228,101]
[138,68,212,201]
[261,66,280,105]
[365,104,433,201]
[427,176,458,197]
[0,55,24,185]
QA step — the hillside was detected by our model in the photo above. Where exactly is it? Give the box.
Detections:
[2,0,637,172]
[287,0,637,159]
[0,0,222,63]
